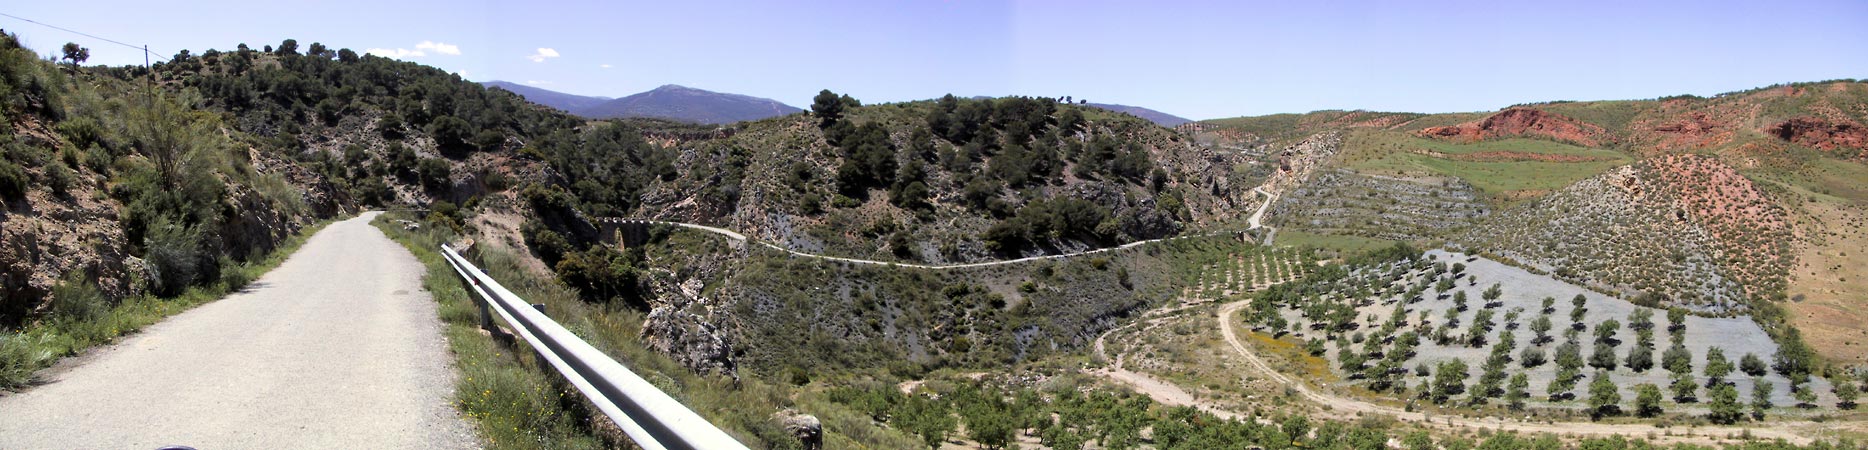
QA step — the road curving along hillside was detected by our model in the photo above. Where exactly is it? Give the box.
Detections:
[0,212,475,449]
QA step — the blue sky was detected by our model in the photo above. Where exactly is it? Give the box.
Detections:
[6,0,1865,119]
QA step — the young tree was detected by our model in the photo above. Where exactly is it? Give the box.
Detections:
[1707,383,1743,424]
[1628,308,1655,331]
[1541,297,1557,313]
[1705,347,1734,382]
[1662,344,1693,375]
[1793,383,1818,408]
[1555,341,1584,370]
[1482,283,1503,302]
[1773,333,1815,382]
[1571,294,1587,309]
[1837,378,1860,409]
[1666,308,1687,332]
[1520,346,1547,368]
[1505,373,1531,411]
[1454,291,1470,311]
[1634,383,1664,417]
[1625,345,1654,372]
[1529,315,1553,345]
[1588,371,1622,420]
[1670,374,1700,403]
[897,394,955,449]
[1594,319,1622,345]
[1751,377,1774,420]
[1589,342,1619,371]
[1548,368,1580,400]
[60,42,90,66]
[1431,359,1470,405]
[1740,353,1768,377]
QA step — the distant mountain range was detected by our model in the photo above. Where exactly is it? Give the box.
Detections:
[480,81,612,114]
[1085,103,1193,127]
[481,82,801,124]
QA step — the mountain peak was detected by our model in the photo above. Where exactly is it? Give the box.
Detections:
[483,81,801,124]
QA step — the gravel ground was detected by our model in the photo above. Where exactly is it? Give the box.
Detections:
[1282,250,1826,407]
[0,212,477,449]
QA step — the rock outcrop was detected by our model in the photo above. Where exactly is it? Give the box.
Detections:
[1769,117,1868,158]
[1418,107,1608,147]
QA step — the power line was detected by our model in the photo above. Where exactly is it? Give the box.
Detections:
[0,11,168,61]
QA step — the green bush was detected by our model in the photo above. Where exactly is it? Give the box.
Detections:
[0,158,24,199]
[143,220,214,297]
[219,257,253,291]
[0,332,55,387]
[49,273,108,322]
[45,161,75,196]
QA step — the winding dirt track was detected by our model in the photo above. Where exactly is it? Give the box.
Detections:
[600,221,1214,270]
[600,178,1280,271]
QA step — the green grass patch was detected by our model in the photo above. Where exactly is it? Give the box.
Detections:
[1339,130,1633,195]
[0,217,338,390]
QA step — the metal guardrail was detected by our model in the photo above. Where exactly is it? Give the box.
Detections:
[439,244,749,450]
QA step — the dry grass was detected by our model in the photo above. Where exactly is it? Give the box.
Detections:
[1785,201,1868,363]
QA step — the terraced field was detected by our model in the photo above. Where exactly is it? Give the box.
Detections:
[1337,130,1636,199]
[1265,169,1490,241]
[1241,250,1839,417]
[1179,247,1321,301]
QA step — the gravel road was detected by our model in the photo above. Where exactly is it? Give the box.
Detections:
[0,212,476,449]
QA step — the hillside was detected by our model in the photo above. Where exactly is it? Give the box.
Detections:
[1085,102,1193,127]
[1457,154,1792,314]
[0,33,341,327]
[480,80,611,113]
[604,93,1258,264]
[578,84,802,124]
[1199,81,1868,363]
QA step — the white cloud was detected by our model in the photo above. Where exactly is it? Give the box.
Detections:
[525,80,551,85]
[365,47,424,58]
[599,64,612,69]
[526,48,560,63]
[364,41,462,60]
[456,70,470,79]
[415,41,461,55]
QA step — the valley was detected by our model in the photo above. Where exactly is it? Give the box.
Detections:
[0,18,1865,450]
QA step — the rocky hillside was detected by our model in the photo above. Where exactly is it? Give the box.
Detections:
[603,93,1256,264]
[0,32,342,325]
[1457,154,1792,315]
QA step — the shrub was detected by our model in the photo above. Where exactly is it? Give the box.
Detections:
[0,332,56,387]
[45,161,75,196]
[219,257,252,291]
[49,273,108,322]
[143,220,214,297]
[0,159,25,199]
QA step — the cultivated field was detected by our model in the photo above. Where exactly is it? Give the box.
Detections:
[1245,250,1834,411]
